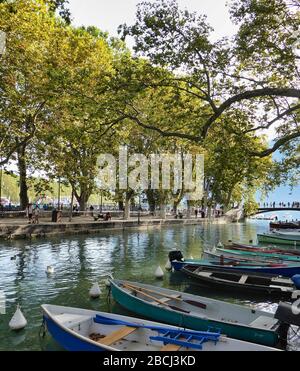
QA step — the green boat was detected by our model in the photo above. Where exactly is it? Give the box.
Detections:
[110,279,281,347]
[216,247,300,263]
[257,232,300,246]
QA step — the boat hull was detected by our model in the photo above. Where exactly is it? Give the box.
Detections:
[180,265,294,298]
[110,281,279,347]
[258,234,300,246]
[43,314,105,351]
[171,260,300,278]
[216,248,300,263]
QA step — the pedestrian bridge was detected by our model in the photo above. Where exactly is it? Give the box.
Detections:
[252,207,300,216]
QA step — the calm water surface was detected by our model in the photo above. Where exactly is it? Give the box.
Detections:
[0,219,299,351]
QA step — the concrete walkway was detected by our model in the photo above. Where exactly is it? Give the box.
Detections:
[0,216,225,240]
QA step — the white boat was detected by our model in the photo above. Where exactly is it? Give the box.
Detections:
[41,304,279,351]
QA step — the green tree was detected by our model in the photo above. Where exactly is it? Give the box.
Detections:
[119,0,300,158]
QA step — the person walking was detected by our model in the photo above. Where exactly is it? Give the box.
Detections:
[33,205,40,224]
[26,203,33,224]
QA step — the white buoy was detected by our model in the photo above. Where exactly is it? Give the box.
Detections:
[46,266,54,274]
[155,266,164,279]
[165,259,172,271]
[217,241,223,248]
[89,283,101,298]
[189,255,194,260]
[9,305,27,331]
[104,279,111,288]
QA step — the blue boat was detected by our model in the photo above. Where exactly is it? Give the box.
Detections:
[41,304,278,351]
[169,251,300,278]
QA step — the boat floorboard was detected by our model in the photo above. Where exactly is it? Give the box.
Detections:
[97,326,137,346]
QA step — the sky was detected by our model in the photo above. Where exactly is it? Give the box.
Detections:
[68,0,237,40]
[41,1,291,204]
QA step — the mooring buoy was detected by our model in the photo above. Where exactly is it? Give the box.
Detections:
[89,283,101,298]
[9,305,27,331]
[155,266,164,279]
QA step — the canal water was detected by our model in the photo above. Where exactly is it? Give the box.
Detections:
[0,218,299,351]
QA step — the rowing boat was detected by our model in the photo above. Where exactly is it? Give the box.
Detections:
[203,250,289,265]
[258,232,300,246]
[170,254,300,278]
[110,279,282,347]
[180,264,299,297]
[41,304,278,351]
[216,247,300,263]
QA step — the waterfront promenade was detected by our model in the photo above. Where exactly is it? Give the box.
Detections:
[0,214,222,240]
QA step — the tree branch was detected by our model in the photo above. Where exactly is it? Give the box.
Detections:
[250,131,300,157]
[201,88,300,137]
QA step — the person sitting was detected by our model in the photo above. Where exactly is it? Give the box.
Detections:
[104,212,112,221]
[94,213,104,221]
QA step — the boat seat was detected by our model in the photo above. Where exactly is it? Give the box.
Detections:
[198,272,212,277]
[54,313,91,328]
[97,326,137,346]
[249,316,278,329]
[149,295,181,306]
[238,275,248,284]
[269,285,290,291]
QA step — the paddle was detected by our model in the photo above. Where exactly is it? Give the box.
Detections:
[122,282,207,310]
[93,314,220,341]
[121,283,190,313]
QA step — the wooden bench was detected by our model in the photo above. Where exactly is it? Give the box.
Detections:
[97,326,137,346]
[149,294,181,306]
[238,275,248,284]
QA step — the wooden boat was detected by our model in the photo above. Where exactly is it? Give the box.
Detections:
[203,250,288,265]
[110,279,282,347]
[230,242,300,255]
[217,247,300,263]
[169,253,300,278]
[258,232,300,246]
[270,221,300,230]
[41,304,278,351]
[180,264,299,297]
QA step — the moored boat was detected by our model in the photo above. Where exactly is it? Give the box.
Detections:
[41,304,279,351]
[258,232,300,246]
[203,249,288,265]
[231,242,300,255]
[110,279,283,346]
[180,264,299,298]
[216,247,300,263]
[169,251,300,278]
[270,221,300,230]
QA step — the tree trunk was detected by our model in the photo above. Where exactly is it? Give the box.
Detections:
[118,200,124,211]
[124,191,133,220]
[160,200,166,219]
[75,187,90,212]
[146,190,156,214]
[17,144,29,210]
[187,200,192,219]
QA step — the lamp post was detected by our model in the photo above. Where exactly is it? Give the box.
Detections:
[138,191,141,225]
[57,176,61,210]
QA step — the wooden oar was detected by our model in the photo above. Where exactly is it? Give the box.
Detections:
[122,282,207,310]
[121,283,190,313]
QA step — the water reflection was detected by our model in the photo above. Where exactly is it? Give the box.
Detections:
[0,220,297,350]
